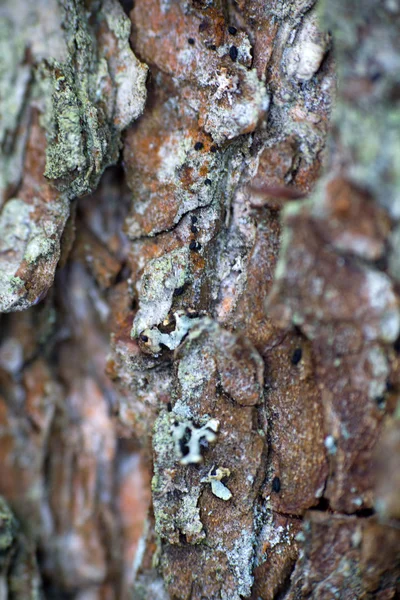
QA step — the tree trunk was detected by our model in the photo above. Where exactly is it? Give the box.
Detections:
[0,0,399,599]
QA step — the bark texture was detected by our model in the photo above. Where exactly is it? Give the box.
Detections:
[0,0,399,599]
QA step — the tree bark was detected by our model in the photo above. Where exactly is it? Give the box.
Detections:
[0,0,399,599]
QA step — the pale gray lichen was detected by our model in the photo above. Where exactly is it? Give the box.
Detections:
[0,195,70,312]
[172,418,219,465]
[152,412,209,544]
[103,1,147,130]
[131,247,191,338]
[285,10,329,81]
[39,0,147,197]
[0,16,31,209]
[0,0,147,313]
[222,530,255,599]
[362,269,400,343]
[201,466,232,501]
[139,311,202,354]
[176,486,204,539]
[324,435,337,455]
[365,345,390,400]
[204,67,270,144]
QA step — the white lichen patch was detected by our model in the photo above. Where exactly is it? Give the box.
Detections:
[201,466,232,501]
[103,0,148,130]
[172,418,219,465]
[152,412,209,544]
[0,337,23,374]
[176,486,204,540]
[324,435,337,455]
[213,69,240,104]
[362,269,400,342]
[175,319,222,409]
[131,247,190,338]
[140,311,201,353]
[365,345,389,400]
[203,67,269,144]
[223,531,255,598]
[285,12,329,81]
[0,196,68,312]
[157,132,192,183]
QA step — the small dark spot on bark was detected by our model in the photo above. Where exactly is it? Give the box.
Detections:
[228,26,237,35]
[370,71,382,82]
[210,145,217,152]
[191,225,198,234]
[173,285,186,297]
[179,439,190,457]
[189,241,201,251]
[178,427,192,457]
[194,141,204,151]
[291,348,302,365]
[374,255,388,270]
[140,333,149,342]
[204,178,212,185]
[272,476,281,493]
[229,46,238,61]
[188,38,195,45]
[189,241,202,251]
[386,379,394,392]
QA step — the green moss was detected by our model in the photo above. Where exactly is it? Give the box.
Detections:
[37,0,147,199]
[37,0,115,198]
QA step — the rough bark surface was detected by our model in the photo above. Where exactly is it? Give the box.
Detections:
[0,0,399,599]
